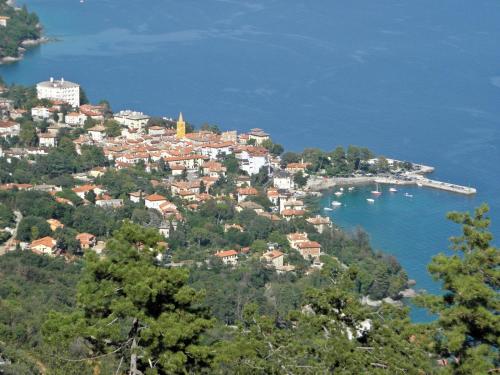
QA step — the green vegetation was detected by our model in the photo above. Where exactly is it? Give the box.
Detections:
[0,206,497,373]
[416,204,500,374]
[44,223,213,374]
[0,0,41,59]
[0,250,82,374]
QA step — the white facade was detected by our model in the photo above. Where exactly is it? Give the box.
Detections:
[113,110,150,131]
[36,78,80,108]
[39,134,58,148]
[0,121,20,138]
[238,151,268,175]
[65,112,87,126]
[273,171,294,190]
[31,106,51,120]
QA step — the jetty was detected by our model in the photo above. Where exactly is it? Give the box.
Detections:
[306,160,477,196]
[374,176,476,195]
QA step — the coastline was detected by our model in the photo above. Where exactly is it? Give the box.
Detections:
[305,166,476,196]
[0,36,50,65]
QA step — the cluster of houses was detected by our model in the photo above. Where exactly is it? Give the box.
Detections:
[0,78,335,271]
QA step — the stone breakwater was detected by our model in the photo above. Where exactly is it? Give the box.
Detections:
[307,175,476,195]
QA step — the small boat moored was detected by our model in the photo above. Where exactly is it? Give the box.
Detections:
[366,198,375,204]
[389,187,398,193]
[331,201,342,207]
[404,193,413,198]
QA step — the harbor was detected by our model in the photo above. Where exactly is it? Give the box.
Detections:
[307,160,476,196]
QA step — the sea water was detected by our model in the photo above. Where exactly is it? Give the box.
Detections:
[1,0,499,322]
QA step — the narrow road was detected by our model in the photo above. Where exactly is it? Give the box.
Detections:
[0,210,22,255]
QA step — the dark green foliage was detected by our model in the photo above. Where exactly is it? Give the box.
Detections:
[416,204,500,374]
[213,265,432,374]
[54,227,81,255]
[0,251,81,373]
[43,222,214,374]
[0,202,14,227]
[293,171,308,188]
[16,215,51,241]
[103,119,122,137]
[0,0,41,59]
[96,168,154,198]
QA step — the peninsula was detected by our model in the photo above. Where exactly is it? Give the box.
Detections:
[0,77,495,375]
[0,0,44,63]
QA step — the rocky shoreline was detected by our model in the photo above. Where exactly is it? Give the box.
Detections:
[0,36,50,65]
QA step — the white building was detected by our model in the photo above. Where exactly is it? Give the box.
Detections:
[113,110,150,131]
[0,121,20,138]
[31,106,51,120]
[65,112,87,126]
[144,194,168,210]
[87,125,106,142]
[38,133,58,148]
[237,150,268,176]
[36,78,80,108]
[215,250,238,266]
[273,171,294,190]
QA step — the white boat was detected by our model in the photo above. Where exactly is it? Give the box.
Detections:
[348,187,355,192]
[340,187,344,192]
[334,191,343,197]
[417,182,423,187]
[389,187,398,193]
[324,207,334,211]
[371,183,382,196]
[331,201,342,207]
[404,193,413,198]
[366,198,375,204]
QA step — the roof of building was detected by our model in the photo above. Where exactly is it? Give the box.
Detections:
[297,241,321,249]
[145,193,167,202]
[31,236,56,248]
[216,250,239,258]
[37,78,79,89]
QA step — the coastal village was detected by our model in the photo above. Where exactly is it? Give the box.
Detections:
[0,77,335,272]
[0,77,475,272]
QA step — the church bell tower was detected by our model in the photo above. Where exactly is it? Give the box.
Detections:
[176,112,186,139]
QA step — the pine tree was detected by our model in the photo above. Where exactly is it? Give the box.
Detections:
[43,221,214,374]
[417,204,500,374]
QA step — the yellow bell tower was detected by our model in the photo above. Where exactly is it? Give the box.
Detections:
[176,112,186,139]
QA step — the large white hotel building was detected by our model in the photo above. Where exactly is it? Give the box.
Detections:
[36,77,80,108]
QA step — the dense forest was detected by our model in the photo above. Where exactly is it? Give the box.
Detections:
[0,205,498,374]
[0,0,41,59]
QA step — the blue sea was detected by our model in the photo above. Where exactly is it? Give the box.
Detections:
[2,0,499,321]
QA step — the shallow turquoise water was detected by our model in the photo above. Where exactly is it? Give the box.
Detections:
[1,0,499,321]
[321,185,477,321]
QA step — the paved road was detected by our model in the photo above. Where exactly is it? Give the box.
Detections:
[0,210,22,255]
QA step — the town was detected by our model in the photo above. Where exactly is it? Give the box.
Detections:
[0,77,338,272]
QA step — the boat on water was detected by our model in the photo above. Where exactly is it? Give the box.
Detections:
[324,207,334,211]
[404,193,413,198]
[371,183,382,196]
[348,187,355,192]
[331,201,342,207]
[389,187,398,193]
[334,191,343,197]
[417,182,423,187]
[366,198,375,204]
[340,187,344,192]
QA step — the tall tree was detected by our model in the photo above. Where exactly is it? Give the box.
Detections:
[43,222,213,374]
[417,204,500,374]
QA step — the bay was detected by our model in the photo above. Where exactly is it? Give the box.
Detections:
[1,0,499,321]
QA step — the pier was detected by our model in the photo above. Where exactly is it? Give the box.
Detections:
[375,177,476,195]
